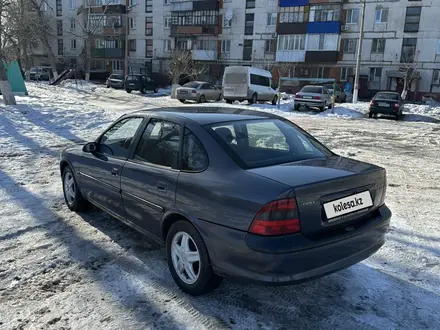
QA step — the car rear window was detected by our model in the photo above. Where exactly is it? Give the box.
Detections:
[207,119,331,169]
[375,93,399,100]
[301,86,323,94]
[183,82,201,88]
[110,74,123,80]
[126,75,139,81]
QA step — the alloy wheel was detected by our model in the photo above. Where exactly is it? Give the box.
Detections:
[171,232,201,285]
[64,172,76,204]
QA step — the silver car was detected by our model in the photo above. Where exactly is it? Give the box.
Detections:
[294,85,333,112]
[323,84,347,103]
[176,81,223,103]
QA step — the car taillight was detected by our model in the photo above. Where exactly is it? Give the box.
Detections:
[313,96,321,100]
[191,90,197,94]
[370,100,374,107]
[295,94,301,99]
[393,103,399,108]
[248,198,300,236]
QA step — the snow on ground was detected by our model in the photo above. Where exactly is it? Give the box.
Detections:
[0,81,439,329]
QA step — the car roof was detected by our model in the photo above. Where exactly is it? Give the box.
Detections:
[185,81,206,84]
[128,107,281,125]
[375,91,399,94]
[302,85,323,88]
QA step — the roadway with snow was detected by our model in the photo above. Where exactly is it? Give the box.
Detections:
[0,81,439,330]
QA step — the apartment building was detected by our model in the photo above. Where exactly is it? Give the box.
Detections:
[32,0,440,99]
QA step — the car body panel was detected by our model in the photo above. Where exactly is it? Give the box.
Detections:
[125,74,158,92]
[176,82,222,102]
[370,92,404,117]
[60,106,391,285]
[295,86,332,108]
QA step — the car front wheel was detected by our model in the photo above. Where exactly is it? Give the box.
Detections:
[272,95,278,105]
[166,221,222,296]
[126,89,132,94]
[62,167,89,212]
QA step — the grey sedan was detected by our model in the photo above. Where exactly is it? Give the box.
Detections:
[176,81,223,103]
[106,74,124,89]
[60,107,391,295]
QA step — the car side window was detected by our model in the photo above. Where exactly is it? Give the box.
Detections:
[134,119,181,168]
[201,84,210,89]
[99,117,144,158]
[146,77,152,82]
[182,128,208,172]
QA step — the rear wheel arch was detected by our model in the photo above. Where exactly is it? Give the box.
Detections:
[161,212,194,241]
[60,160,72,175]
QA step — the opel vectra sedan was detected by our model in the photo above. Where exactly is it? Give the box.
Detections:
[60,107,391,296]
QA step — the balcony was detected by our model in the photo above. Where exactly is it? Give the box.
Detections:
[171,25,218,36]
[276,51,306,63]
[89,4,126,14]
[192,50,217,61]
[307,21,341,34]
[305,51,339,63]
[91,48,124,58]
[170,0,218,12]
[277,22,307,35]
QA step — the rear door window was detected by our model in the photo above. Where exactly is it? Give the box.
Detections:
[182,128,208,172]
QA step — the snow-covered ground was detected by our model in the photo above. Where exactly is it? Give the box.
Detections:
[0,81,439,329]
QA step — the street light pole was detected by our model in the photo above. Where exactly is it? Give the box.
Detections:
[352,0,366,103]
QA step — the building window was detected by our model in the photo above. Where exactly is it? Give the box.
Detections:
[145,0,152,13]
[369,68,382,81]
[57,20,63,36]
[307,34,338,51]
[342,38,357,54]
[171,11,218,26]
[70,39,77,49]
[129,39,136,51]
[112,60,123,71]
[375,8,388,23]
[164,0,169,4]
[267,13,277,26]
[433,70,440,85]
[164,39,171,52]
[56,0,62,16]
[346,9,359,24]
[317,67,329,79]
[129,17,136,29]
[145,17,153,36]
[95,39,123,49]
[223,15,232,27]
[243,40,253,61]
[195,39,216,51]
[265,39,276,53]
[404,7,421,32]
[70,19,76,29]
[164,17,171,28]
[309,5,340,22]
[245,13,254,35]
[146,39,153,58]
[129,0,138,6]
[57,39,63,55]
[436,40,440,55]
[340,67,354,81]
[277,35,306,51]
[246,0,255,9]
[221,40,231,53]
[279,6,308,23]
[371,38,386,53]
[401,38,417,63]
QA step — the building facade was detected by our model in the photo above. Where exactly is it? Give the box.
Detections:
[33,0,440,99]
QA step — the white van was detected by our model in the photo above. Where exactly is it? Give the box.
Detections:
[222,66,278,105]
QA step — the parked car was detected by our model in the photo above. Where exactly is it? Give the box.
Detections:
[125,74,158,94]
[176,81,223,103]
[30,66,53,81]
[369,91,404,119]
[294,85,333,111]
[60,107,391,296]
[223,66,278,105]
[106,73,125,89]
[322,84,347,103]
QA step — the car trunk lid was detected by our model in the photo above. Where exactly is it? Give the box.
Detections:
[248,156,387,237]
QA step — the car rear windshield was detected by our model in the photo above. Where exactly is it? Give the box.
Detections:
[207,119,331,169]
[301,86,323,94]
[375,93,399,100]
[183,82,201,88]
[110,74,123,80]
[126,75,140,81]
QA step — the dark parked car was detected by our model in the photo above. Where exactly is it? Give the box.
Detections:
[60,107,391,295]
[125,74,158,94]
[106,73,125,89]
[369,91,404,119]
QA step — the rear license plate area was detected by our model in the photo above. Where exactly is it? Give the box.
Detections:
[378,102,389,107]
[323,191,373,221]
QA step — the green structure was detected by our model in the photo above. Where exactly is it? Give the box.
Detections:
[5,61,28,96]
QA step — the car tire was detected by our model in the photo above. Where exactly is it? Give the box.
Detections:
[272,95,278,105]
[225,99,233,104]
[198,94,206,103]
[140,87,146,94]
[166,220,223,296]
[106,85,110,88]
[369,112,373,118]
[249,93,257,104]
[319,104,325,112]
[294,103,300,111]
[217,93,223,101]
[62,166,89,212]
[179,99,186,103]
[126,89,132,94]
[154,86,159,93]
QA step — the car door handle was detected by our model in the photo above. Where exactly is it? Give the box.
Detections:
[157,182,167,192]
[111,168,119,176]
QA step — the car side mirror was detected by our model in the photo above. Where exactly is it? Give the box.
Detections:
[83,142,97,153]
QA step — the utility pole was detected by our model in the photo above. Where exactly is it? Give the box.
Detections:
[352,0,366,103]
[124,4,138,77]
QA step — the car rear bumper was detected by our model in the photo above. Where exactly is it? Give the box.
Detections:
[197,204,391,285]
[177,94,199,101]
[370,106,400,114]
[295,99,325,107]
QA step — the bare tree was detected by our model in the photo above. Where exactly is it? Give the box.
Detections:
[0,0,17,105]
[399,50,420,100]
[168,49,206,98]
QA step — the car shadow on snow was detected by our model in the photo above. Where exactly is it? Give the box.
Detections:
[77,208,440,329]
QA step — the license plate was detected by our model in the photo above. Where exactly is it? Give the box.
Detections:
[323,191,373,220]
[378,102,389,107]
[303,96,312,99]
